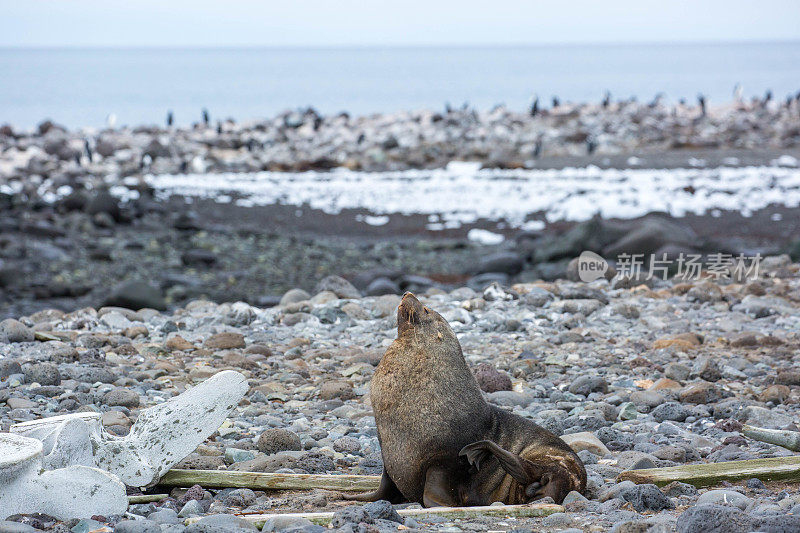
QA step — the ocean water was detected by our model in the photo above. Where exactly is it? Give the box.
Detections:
[1,41,799,129]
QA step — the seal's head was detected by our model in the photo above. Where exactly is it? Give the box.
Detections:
[397,292,448,337]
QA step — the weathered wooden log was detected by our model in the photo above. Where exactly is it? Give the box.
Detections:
[159,469,381,492]
[186,503,565,527]
[128,494,169,504]
[742,425,800,452]
[618,455,800,487]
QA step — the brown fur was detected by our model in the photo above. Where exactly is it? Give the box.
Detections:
[345,292,586,506]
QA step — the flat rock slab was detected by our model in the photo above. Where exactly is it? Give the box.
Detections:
[0,433,127,520]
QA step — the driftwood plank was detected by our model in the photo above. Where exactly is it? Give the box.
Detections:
[128,494,169,504]
[742,425,800,452]
[618,455,800,487]
[34,331,64,342]
[159,469,381,492]
[186,503,565,527]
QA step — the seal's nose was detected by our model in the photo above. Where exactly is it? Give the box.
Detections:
[397,291,423,326]
[399,292,420,310]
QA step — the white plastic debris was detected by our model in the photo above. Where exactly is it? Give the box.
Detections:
[11,370,248,487]
[0,433,127,520]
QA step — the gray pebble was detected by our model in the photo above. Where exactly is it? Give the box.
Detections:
[23,362,60,386]
[332,436,361,454]
[103,387,140,407]
[114,519,162,533]
[257,428,302,454]
[0,319,34,343]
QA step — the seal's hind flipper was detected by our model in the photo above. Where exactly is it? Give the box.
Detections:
[342,469,405,503]
[459,440,493,471]
[459,440,528,483]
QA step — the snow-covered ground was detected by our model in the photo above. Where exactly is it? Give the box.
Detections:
[141,160,800,230]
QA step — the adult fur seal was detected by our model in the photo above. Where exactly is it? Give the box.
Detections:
[346,293,586,506]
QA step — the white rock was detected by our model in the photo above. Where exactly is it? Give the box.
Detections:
[560,431,611,457]
[0,433,127,520]
[12,370,248,487]
[100,311,133,330]
[696,489,752,510]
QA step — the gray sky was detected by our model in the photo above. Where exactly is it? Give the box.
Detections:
[1,0,799,47]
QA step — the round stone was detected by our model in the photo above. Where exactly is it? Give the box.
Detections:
[257,428,302,455]
[103,387,141,408]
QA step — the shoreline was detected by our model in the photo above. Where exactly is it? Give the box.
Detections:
[2,97,799,175]
[2,101,800,318]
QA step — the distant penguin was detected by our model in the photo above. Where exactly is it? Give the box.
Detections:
[602,91,611,109]
[532,138,543,159]
[733,84,743,103]
[586,136,597,155]
[84,139,93,163]
[552,96,560,108]
[648,93,664,108]
[202,108,210,126]
[180,160,188,173]
[529,95,539,117]
[167,110,174,127]
[762,90,772,107]
[106,113,117,129]
[216,121,223,135]
[697,94,706,116]
[445,102,453,113]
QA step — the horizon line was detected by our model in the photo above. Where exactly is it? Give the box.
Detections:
[2,38,799,51]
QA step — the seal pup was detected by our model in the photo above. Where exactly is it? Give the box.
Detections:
[346,293,585,506]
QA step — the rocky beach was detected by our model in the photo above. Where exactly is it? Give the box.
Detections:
[1,260,800,532]
[2,97,800,532]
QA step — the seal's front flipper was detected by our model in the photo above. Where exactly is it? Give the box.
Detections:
[422,466,460,507]
[459,440,528,483]
[342,469,405,503]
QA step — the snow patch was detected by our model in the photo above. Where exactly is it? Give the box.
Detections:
[772,155,799,167]
[356,214,390,226]
[467,229,505,245]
